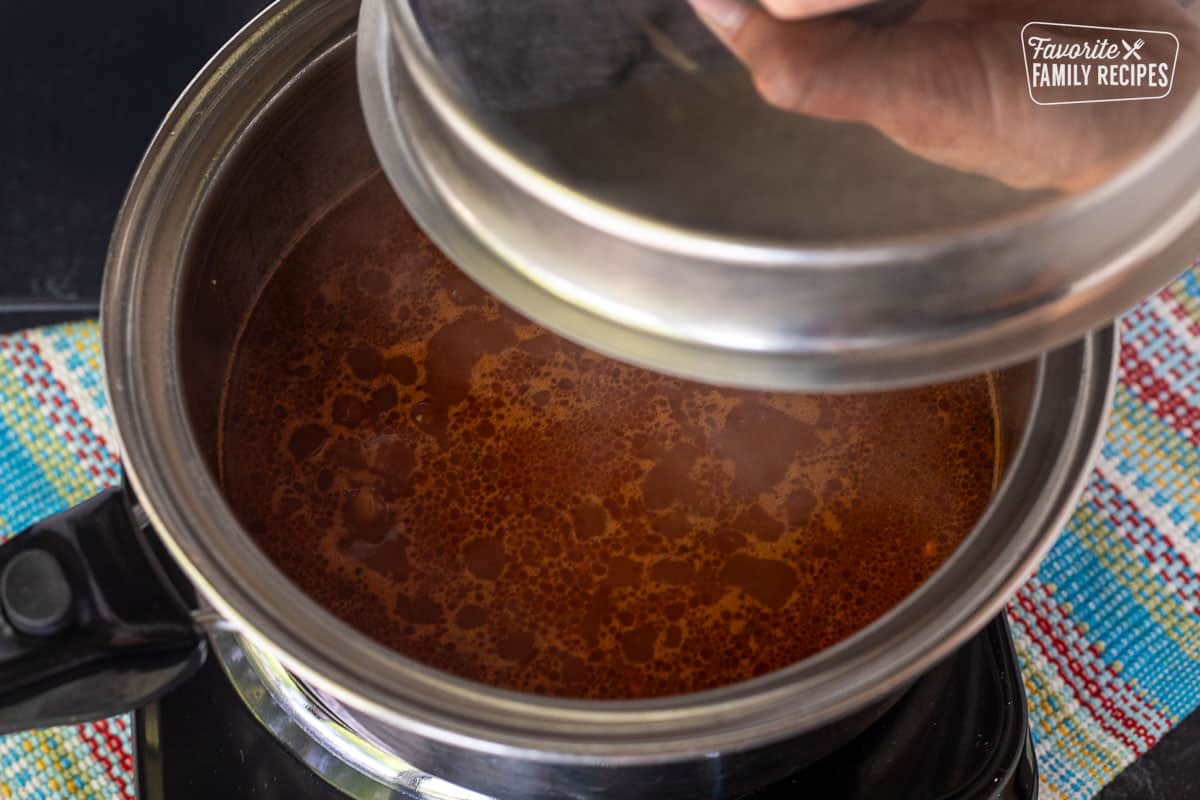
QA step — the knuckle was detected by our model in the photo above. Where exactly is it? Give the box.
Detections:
[748,53,811,110]
[753,70,803,110]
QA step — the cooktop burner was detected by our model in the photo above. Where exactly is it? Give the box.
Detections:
[133,616,1036,800]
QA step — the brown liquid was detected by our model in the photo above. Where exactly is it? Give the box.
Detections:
[220,175,997,700]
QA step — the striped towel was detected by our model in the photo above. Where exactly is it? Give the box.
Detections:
[0,321,130,800]
[0,266,1197,799]
[1011,266,1200,799]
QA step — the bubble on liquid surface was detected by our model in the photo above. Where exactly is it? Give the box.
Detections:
[219,175,998,700]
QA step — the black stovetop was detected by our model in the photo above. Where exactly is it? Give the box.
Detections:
[132,616,1036,800]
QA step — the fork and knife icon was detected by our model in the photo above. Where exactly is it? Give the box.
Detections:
[1122,38,1147,60]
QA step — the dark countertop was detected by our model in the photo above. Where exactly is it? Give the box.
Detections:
[0,0,268,324]
[1099,713,1200,799]
[0,2,1194,798]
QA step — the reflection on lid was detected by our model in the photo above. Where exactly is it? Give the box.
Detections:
[406,0,1199,241]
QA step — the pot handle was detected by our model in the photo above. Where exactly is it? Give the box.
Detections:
[0,488,206,733]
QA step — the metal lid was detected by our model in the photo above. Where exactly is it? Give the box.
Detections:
[359,0,1200,389]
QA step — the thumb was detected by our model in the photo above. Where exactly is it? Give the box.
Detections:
[687,0,886,120]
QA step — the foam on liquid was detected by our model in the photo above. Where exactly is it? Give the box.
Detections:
[219,175,997,700]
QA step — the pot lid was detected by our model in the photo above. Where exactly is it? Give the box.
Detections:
[362,0,1200,389]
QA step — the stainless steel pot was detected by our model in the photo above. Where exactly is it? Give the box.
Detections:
[79,0,1117,798]
[0,0,1117,797]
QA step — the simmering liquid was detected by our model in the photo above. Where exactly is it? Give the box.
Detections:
[220,175,997,699]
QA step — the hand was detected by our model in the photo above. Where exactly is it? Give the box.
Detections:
[688,0,1200,192]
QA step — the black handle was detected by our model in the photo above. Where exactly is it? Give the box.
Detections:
[0,488,206,733]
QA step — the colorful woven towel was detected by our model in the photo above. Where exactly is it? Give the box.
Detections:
[0,267,1198,800]
[0,321,130,800]
[1010,265,1200,800]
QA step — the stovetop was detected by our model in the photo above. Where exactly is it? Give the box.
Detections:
[133,616,1036,800]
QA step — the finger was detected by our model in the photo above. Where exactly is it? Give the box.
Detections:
[690,0,991,167]
[688,0,875,24]
[737,19,866,114]
[689,0,874,116]
[688,0,751,34]
[759,0,876,20]
[688,0,1034,187]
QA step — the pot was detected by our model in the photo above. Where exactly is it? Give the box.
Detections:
[0,1,1116,798]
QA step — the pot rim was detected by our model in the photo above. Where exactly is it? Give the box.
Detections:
[102,0,1118,766]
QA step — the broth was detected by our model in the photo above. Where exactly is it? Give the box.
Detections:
[219,174,997,700]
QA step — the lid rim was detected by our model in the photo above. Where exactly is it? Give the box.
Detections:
[386,0,1200,265]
